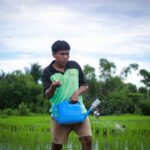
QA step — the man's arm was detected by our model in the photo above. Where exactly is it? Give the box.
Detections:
[70,85,88,103]
[45,80,61,99]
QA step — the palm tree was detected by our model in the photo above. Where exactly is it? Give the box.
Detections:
[120,63,139,80]
[25,63,43,83]
[139,69,150,102]
[99,58,116,81]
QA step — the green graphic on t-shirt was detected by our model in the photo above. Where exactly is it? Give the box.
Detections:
[50,69,86,113]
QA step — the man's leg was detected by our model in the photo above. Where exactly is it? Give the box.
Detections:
[51,143,63,150]
[50,118,72,149]
[73,117,92,150]
[79,136,92,150]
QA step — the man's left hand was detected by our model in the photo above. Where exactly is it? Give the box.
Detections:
[70,92,79,104]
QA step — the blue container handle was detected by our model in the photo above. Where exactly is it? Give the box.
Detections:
[68,100,80,105]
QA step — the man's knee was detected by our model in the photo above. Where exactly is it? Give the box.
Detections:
[79,136,92,146]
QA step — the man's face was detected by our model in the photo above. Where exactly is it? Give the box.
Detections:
[53,50,70,67]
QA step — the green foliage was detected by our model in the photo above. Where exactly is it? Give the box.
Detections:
[0,69,49,114]
[0,115,150,150]
[0,59,149,116]
[25,62,43,83]
[103,76,125,97]
[18,102,31,116]
[83,64,96,79]
[99,58,116,80]
[2,108,19,116]
[83,64,99,108]
[139,69,150,87]
[139,100,150,115]
[0,72,33,109]
[120,63,139,80]
[134,105,143,115]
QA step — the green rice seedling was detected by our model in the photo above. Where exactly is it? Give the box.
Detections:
[0,114,150,150]
[89,114,150,150]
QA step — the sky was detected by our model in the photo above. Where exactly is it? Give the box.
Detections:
[0,0,150,87]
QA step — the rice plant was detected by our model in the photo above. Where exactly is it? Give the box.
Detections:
[0,115,150,150]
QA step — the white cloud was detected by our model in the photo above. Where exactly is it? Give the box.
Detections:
[0,0,150,88]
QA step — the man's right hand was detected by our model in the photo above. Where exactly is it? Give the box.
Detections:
[51,80,61,89]
[45,80,61,99]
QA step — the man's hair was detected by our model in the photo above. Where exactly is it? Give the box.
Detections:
[51,40,71,54]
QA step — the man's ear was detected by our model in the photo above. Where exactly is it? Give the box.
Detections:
[52,53,55,58]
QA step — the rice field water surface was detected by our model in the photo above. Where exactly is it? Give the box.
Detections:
[0,114,150,150]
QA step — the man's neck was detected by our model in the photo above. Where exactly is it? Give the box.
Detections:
[53,62,65,72]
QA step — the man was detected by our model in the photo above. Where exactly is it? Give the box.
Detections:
[42,40,92,150]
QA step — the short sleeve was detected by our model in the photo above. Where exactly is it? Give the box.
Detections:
[76,62,87,87]
[42,67,52,95]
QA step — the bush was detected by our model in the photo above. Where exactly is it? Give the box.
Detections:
[18,102,32,116]
[0,109,2,115]
[3,108,14,116]
[139,100,150,115]
[134,106,143,115]
[0,108,19,116]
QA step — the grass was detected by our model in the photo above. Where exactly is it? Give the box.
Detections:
[90,114,150,129]
[0,115,50,129]
[0,114,150,150]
